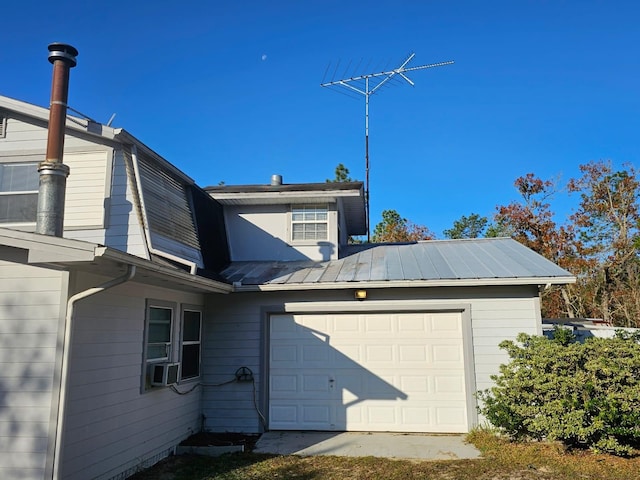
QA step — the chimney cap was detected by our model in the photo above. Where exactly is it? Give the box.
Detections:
[271,174,283,186]
[48,43,78,67]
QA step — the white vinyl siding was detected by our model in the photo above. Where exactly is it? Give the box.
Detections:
[0,149,111,230]
[0,260,66,480]
[61,274,203,480]
[291,204,328,241]
[203,286,541,434]
[63,151,110,229]
[0,116,106,152]
[0,115,6,138]
[221,204,340,262]
[0,115,111,231]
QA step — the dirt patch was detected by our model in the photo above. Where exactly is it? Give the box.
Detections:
[179,431,261,451]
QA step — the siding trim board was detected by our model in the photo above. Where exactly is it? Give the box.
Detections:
[234,277,574,292]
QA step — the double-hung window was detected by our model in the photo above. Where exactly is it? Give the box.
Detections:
[0,162,39,223]
[291,204,328,241]
[181,308,202,380]
[146,303,173,363]
[144,300,202,389]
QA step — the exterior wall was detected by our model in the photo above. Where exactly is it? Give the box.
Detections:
[0,115,112,237]
[61,272,204,480]
[102,149,147,257]
[0,116,105,153]
[0,115,149,259]
[336,198,349,246]
[223,204,339,262]
[0,253,67,480]
[202,285,541,433]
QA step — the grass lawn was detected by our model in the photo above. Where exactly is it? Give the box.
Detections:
[129,430,640,480]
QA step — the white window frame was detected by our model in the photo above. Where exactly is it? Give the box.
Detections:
[180,306,202,381]
[145,300,175,364]
[143,300,176,391]
[290,204,329,242]
[0,161,39,225]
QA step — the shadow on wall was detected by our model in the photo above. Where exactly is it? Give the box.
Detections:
[104,153,136,253]
[317,241,334,261]
[0,248,57,478]
[269,315,407,431]
[226,214,335,262]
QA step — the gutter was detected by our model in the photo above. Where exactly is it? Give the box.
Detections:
[231,276,577,292]
[52,265,136,480]
[94,246,232,294]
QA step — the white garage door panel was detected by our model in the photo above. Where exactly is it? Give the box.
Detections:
[269,312,469,433]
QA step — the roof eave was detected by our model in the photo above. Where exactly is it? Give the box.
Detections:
[231,276,577,292]
[0,228,231,294]
[93,247,232,294]
[0,94,118,141]
[210,188,363,204]
[112,129,196,185]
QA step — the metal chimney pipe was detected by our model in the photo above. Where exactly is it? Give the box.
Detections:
[36,43,78,236]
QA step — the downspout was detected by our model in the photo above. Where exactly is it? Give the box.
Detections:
[52,265,136,480]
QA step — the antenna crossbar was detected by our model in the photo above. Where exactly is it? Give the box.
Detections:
[321,53,453,242]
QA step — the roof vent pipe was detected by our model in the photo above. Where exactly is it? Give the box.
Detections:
[36,43,78,237]
[271,174,283,186]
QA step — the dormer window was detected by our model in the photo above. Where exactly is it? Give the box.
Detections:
[291,204,328,241]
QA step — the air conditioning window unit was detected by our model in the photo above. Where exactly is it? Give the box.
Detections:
[150,362,180,386]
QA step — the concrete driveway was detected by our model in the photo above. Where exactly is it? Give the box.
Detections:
[254,431,481,461]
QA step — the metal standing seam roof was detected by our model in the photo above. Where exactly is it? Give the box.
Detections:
[222,237,576,289]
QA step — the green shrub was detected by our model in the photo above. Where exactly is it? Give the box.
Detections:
[477,330,640,455]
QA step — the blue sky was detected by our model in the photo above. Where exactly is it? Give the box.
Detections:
[2,1,639,237]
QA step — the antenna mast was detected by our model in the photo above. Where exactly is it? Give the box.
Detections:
[321,53,453,242]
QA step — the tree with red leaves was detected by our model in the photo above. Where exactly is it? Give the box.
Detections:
[495,161,640,327]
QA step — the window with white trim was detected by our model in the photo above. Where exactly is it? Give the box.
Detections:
[144,300,203,390]
[146,302,174,363]
[0,162,39,223]
[181,308,202,380]
[291,204,328,241]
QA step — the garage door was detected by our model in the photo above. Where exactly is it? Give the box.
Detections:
[269,312,469,433]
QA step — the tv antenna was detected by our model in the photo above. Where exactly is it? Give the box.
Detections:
[321,53,453,242]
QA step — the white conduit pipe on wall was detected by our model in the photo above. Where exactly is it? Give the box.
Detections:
[52,265,136,480]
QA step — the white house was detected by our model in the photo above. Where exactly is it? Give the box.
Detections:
[0,94,575,480]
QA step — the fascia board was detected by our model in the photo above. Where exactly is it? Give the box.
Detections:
[211,189,362,204]
[0,229,96,262]
[0,228,231,293]
[113,129,195,185]
[94,247,232,293]
[0,95,117,140]
[232,276,577,292]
